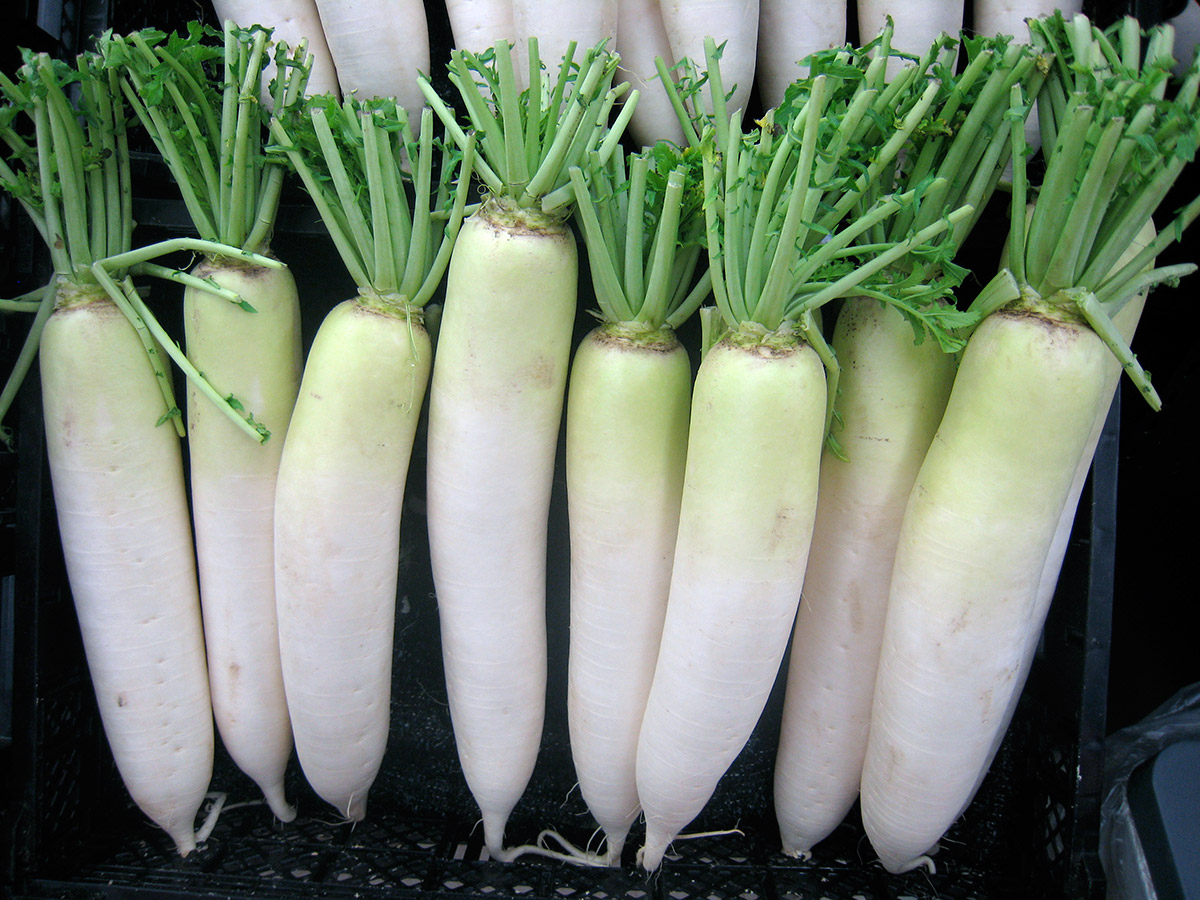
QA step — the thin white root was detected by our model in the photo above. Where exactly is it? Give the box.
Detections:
[496,832,611,868]
[674,826,745,841]
[886,853,937,875]
[195,792,228,844]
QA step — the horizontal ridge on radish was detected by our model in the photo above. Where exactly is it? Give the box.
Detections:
[634,48,975,870]
[1,49,219,856]
[563,141,710,865]
[772,32,1045,859]
[860,16,1200,873]
[417,39,634,861]
[104,22,315,823]
[269,97,475,821]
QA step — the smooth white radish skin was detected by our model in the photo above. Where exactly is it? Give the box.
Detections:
[615,0,686,148]
[565,325,691,865]
[756,0,846,108]
[513,0,617,90]
[274,298,431,821]
[211,0,340,96]
[40,285,213,856]
[315,0,429,125]
[773,298,956,858]
[426,200,577,860]
[858,0,960,77]
[636,331,825,871]
[184,258,301,822]
[660,0,760,117]
[445,0,516,54]
[860,304,1112,874]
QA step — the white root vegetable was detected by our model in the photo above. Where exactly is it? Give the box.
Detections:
[771,37,1041,858]
[615,0,685,148]
[270,99,473,820]
[427,203,576,857]
[565,330,690,864]
[513,0,617,84]
[42,286,214,856]
[756,0,846,107]
[659,0,760,117]
[564,150,706,865]
[859,305,1112,873]
[445,0,516,54]
[861,18,1200,869]
[184,259,301,821]
[636,329,826,871]
[772,299,955,858]
[274,301,430,819]
[315,0,429,126]
[633,64,971,868]
[419,41,628,860]
[211,0,340,96]
[104,24,312,821]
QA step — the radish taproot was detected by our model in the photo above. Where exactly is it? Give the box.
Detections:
[1,47,274,856]
[103,22,311,821]
[210,0,339,97]
[772,34,1045,859]
[269,98,474,820]
[563,142,709,865]
[635,55,973,868]
[860,16,1200,873]
[418,40,634,860]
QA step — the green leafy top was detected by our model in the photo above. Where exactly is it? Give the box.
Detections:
[569,141,710,333]
[100,20,311,252]
[418,39,633,213]
[1,49,133,281]
[989,12,1200,409]
[269,94,475,313]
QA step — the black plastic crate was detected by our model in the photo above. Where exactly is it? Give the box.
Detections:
[0,0,1157,896]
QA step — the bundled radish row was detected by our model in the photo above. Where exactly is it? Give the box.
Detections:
[4,5,1198,881]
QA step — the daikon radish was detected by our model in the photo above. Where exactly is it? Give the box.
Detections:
[315,0,428,127]
[563,144,708,865]
[513,0,617,88]
[615,0,686,148]
[103,22,312,821]
[659,0,760,117]
[772,35,1044,859]
[418,40,633,860]
[269,99,474,820]
[1,48,215,856]
[757,0,846,107]
[445,0,516,54]
[211,0,339,97]
[635,63,973,869]
[860,19,1200,872]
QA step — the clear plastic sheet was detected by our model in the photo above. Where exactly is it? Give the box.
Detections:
[1100,681,1200,899]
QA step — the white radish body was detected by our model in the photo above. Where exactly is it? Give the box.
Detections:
[210,0,340,96]
[565,326,691,865]
[274,298,431,820]
[513,0,617,87]
[40,286,213,856]
[756,0,846,108]
[659,0,760,117]
[445,0,516,54]
[860,305,1112,874]
[426,201,577,859]
[184,258,301,822]
[614,0,686,148]
[636,333,825,871]
[314,0,429,124]
[773,298,956,857]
